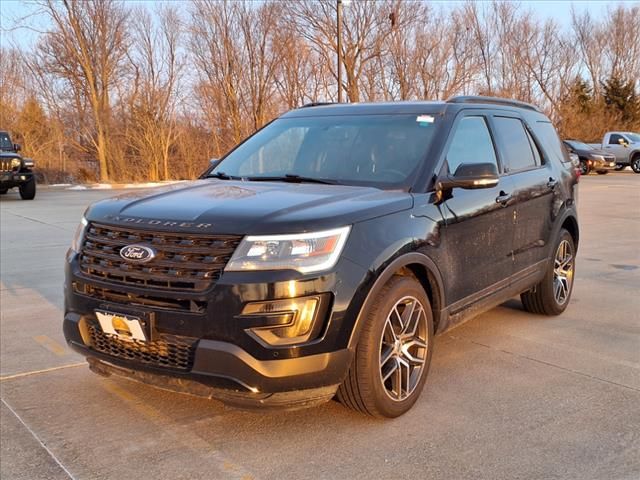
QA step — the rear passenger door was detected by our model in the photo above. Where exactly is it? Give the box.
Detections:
[491,115,555,276]
[438,113,516,305]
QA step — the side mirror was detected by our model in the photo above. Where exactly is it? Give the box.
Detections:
[438,162,499,190]
[13,143,21,152]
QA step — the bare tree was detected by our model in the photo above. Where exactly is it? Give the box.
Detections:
[127,5,183,181]
[31,0,129,181]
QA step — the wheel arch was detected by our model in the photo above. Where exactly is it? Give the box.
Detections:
[560,214,579,250]
[347,252,446,350]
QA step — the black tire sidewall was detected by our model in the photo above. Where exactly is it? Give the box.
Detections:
[356,276,434,417]
[19,179,36,200]
[631,157,640,173]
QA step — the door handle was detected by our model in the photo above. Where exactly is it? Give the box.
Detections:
[547,177,558,189]
[495,191,511,206]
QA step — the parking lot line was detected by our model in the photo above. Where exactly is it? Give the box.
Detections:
[1,398,77,480]
[0,363,85,382]
[33,335,69,356]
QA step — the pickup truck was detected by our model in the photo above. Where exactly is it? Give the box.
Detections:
[589,131,640,173]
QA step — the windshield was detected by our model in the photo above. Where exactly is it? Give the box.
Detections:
[0,132,13,151]
[565,140,593,150]
[624,132,640,143]
[211,114,439,189]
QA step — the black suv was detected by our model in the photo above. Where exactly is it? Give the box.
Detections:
[0,130,36,200]
[64,97,579,417]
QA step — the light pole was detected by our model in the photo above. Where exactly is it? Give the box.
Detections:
[337,0,343,103]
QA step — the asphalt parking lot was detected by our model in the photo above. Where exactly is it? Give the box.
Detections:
[1,172,639,480]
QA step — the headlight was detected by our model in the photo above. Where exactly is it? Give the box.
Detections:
[10,158,21,169]
[225,226,351,273]
[70,217,89,253]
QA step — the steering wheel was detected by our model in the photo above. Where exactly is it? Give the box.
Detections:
[376,168,406,182]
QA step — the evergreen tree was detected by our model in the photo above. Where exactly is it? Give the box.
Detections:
[602,76,640,124]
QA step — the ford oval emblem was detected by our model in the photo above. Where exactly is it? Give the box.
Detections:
[119,244,156,263]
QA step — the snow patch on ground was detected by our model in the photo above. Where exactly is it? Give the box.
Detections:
[65,181,184,191]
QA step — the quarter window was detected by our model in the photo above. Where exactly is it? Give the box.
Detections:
[446,116,498,175]
[494,117,538,172]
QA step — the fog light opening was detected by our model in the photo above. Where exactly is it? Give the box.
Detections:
[241,296,321,346]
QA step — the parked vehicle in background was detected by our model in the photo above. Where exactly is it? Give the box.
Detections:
[64,96,579,418]
[588,132,640,173]
[0,130,36,200]
[563,140,616,175]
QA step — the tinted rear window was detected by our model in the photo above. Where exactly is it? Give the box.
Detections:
[494,117,538,172]
[535,121,569,163]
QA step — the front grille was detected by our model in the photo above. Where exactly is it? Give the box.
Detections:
[79,223,242,292]
[0,157,16,172]
[73,282,207,313]
[88,323,197,371]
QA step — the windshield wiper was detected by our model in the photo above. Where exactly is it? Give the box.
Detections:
[246,174,339,185]
[207,171,242,180]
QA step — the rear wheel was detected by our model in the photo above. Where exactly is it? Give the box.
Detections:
[614,164,625,171]
[631,156,640,173]
[521,229,575,316]
[19,178,36,200]
[337,275,434,417]
[0,188,7,195]
[596,170,608,175]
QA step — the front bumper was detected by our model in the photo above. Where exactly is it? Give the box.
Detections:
[590,158,617,171]
[64,250,369,409]
[0,171,33,188]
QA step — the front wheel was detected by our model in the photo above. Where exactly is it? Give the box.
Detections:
[337,275,434,417]
[596,170,608,175]
[0,188,7,195]
[19,178,36,200]
[579,161,590,175]
[521,229,575,316]
[614,164,626,171]
[631,156,640,173]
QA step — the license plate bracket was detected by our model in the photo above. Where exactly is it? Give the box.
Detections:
[95,305,155,342]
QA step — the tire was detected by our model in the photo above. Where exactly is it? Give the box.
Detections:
[0,188,7,195]
[521,229,575,316]
[596,170,608,175]
[614,164,625,171]
[631,155,640,174]
[337,275,434,418]
[19,178,36,200]
[579,161,590,175]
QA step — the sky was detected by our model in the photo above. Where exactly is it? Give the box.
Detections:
[0,0,629,50]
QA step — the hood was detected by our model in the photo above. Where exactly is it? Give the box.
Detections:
[86,179,413,235]
[571,147,614,159]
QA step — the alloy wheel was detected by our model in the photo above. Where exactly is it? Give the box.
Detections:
[379,296,428,402]
[553,239,574,305]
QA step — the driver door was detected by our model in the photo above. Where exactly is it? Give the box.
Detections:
[604,133,630,163]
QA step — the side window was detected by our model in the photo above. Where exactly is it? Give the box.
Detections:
[609,134,622,145]
[446,116,498,175]
[494,117,538,172]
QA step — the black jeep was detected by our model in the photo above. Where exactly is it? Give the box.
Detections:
[0,130,36,200]
[64,96,579,417]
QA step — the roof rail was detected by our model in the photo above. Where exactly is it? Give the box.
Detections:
[446,95,541,112]
[299,102,337,108]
